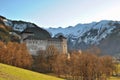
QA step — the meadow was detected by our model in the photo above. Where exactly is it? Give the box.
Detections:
[0,63,63,80]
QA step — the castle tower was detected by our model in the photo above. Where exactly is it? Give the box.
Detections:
[47,35,68,54]
[58,35,68,54]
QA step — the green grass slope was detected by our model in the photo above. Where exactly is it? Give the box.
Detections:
[0,63,63,80]
[109,77,120,80]
[109,64,120,80]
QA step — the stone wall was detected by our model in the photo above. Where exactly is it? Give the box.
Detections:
[24,39,68,55]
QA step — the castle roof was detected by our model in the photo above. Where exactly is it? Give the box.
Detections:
[21,26,51,40]
[58,35,66,39]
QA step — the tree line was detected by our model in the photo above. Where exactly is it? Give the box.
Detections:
[33,45,117,80]
[0,41,33,69]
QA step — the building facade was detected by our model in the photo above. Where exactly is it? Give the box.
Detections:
[20,27,68,55]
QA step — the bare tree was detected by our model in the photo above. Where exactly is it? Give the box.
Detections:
[0,41,33,69]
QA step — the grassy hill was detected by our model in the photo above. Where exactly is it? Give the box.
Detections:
[110,77,120,80]
[107,64,120,80]
[0,63,63,80]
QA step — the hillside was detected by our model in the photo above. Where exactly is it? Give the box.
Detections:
[0,63,63,80]
[0,16,51,43]
[0,17,20,42]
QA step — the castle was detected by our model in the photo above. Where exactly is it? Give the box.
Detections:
[20,27,68,55]
[0,15,68,55]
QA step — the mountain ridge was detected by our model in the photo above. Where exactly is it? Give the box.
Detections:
[1,15,120,56]
[46,20,120,56]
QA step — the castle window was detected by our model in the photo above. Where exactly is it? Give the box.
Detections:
[39,47,43,50]
[33,41,34,44]
[29,40,32,43]
[31,45,37,50]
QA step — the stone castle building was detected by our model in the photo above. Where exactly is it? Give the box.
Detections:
[20,27,68,55]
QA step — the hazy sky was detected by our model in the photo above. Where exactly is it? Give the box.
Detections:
[1,0,120,28]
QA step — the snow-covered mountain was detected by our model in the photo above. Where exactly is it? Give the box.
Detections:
[47,20,117,44]
[1,15,120,55]
[47,20,115,44]
[46,20,120,55]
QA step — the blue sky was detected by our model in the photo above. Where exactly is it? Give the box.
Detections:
[1,0,120,28]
